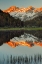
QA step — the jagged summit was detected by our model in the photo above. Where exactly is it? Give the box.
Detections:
[3,6,42,13]
[34,7,42,12]
[3,6,19,13]
[3,6,35,13]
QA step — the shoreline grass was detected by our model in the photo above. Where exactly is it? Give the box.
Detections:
[0,27,42,31]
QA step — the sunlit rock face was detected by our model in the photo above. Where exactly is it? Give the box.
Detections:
[34,7,42,12]
[3,6,42,13]
[3,6,19,13]
[3,6,34,13]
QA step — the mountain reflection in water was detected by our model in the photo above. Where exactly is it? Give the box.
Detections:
[0,30,42,47]
[0,30,42,64]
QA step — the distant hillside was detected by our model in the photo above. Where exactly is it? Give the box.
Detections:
[0,9,42,27]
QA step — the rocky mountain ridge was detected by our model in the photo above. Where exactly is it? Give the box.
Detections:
[3,6,42,13]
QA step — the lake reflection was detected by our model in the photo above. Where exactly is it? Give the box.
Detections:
[0,49,42,64]
[0,44,42,64]
[0,30,42,45]
[0,30,42,64]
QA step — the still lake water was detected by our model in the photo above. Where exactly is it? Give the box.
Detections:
[0,30,42,64]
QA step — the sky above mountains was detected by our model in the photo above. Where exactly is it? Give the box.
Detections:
[0,0,42,10]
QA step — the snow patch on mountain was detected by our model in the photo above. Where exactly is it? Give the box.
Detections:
[10,11,42,21]
[10,33,39,43]
[10,11,37,21]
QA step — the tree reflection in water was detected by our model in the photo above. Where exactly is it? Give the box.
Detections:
[0,30,42,46]
[0,54,42,64]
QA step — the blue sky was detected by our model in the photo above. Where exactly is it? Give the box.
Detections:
[0,0,42,10]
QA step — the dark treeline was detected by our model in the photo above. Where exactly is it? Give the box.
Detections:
[0,9,42,27]
[0,9,24,27]
[0,54,42,64]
